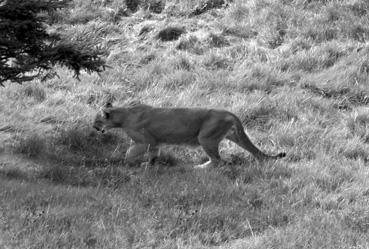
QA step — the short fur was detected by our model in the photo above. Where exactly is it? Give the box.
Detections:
[93,103,286,167]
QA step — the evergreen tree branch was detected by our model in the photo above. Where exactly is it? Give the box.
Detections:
[0,0,106,86]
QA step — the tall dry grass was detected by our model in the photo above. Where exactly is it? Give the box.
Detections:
[1,0,369,248]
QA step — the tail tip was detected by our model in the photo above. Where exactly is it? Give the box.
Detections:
[277,152,286,158]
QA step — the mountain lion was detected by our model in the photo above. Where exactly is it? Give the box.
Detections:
[93,103,286,168]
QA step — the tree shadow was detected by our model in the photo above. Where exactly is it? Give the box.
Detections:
[0,168,32,181]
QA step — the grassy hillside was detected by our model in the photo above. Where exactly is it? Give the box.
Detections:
[1,0,369,248]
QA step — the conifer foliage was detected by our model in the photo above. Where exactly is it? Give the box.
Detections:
[0,0,106,85]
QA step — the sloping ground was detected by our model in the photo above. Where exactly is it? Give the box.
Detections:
[1,0,369,248]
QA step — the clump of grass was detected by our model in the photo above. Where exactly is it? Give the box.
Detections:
[56,128,94,152]
[189,0,228,16]
[138,24,154,37]
[339,138,369,161]
[42,125,130,167]
[64,21,121,47]
[156,26,185,41]
[344,207,369,233]
[152,152,178,167]
[125,0,166,14]
[206,33,230,48]
[294,2,369,43]
[308,159,355,193]
[302,82,369,108]
[13,133,46,158]
[85,88,116,106]
[172,55,192,71]
[65,6,100,25]
[203,53,231,70]
[299,48,369,108]
[230,63,288,92]
[161,70,195,91]
[144,0,166,13]
[236,98,297,131]
[347,0,369,17]
[39,164,72,184]
[287,38,313,53]
[139,52,157,65]
[22,84,46,102]
[176,35,205,54]
[125,0,140,12]
[62,0,125,23]
[252,2,289,48]
[222,25,258,39]
[346,107,369,142]
[279,42,349,73]
[55,126,122,155]
[0,168,30,181]
[226,1,250,23]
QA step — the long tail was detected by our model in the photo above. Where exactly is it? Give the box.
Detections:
[228,116,286,160]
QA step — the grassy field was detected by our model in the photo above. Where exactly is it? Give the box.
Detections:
[1,0,369,248]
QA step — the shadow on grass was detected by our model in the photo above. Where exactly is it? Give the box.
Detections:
[0,168,32,181]
[37,152,180,188]
[12,126,129,167]
[38,164,132,188]
[10,125,293,190]
[0,157,132,189]
[6,138,299,247]
[7,125,300,246]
